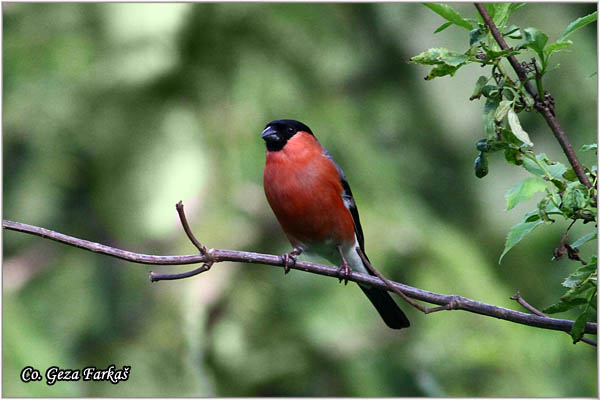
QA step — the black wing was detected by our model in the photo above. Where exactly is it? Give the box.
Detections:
[322,148,366,255]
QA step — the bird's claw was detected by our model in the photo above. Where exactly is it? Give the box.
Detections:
[281,248,301,274]
[337,262,352,285]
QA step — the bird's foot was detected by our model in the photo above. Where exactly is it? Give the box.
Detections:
[281,248,302,274]
[336,262,352,285]
[335,245,352,285]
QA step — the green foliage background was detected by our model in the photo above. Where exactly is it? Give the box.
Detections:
[3,3,597,397]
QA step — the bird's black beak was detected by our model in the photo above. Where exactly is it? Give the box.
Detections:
[261,126,280,143]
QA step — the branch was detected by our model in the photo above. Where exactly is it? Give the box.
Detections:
[474,3,593,189]
[3,217,597,336]
[511,290,597,347]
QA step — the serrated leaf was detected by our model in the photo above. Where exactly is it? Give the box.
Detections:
[544,297,589,314]
[522,154,567,180]
[499,219,544,263]
[505,177,547,211]
[562,279,595,301]
[480,42,521,60]
[559,11,598,42]
[481,85,500,98]
[550,179,565,191]
[495,100,513,122]
[424,64,460,80]
[545,40,573,57]
[483,98,500,136]
[522,204,561,223]
[563,188,587,211]
[508,3,526,14]
[469,27,487,46]
[507,109,533,146]
[580,143,597,152]
[410,48,467,66]
[562,168,578,182]
[571,231,597,249]
[562,264,597,289]
[492,3,511,31]
[523,27,548,59]
[470,76,488,100]
[544,159,567,179]
[504,24,521,38]
[424,3,473,31]
[504,147,522,165]
[434,21,453,34]
[570,309,589,342]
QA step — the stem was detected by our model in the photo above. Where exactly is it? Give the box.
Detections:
[474,3,593,189]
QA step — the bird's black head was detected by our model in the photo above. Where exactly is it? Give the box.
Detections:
[261,119,313,151]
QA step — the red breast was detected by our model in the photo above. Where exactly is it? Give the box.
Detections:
[264,131,355,249]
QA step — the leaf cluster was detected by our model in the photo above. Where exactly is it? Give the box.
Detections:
[412,3,597,342]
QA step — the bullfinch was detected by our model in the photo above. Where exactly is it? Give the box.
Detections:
[261,119,410,329]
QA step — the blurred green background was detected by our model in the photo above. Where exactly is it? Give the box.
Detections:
[3,2,597,397]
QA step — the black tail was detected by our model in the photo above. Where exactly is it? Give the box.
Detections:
[359,284,410,329]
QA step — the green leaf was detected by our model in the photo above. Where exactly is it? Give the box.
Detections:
[507,109,533,146]
[559,11,598,42]
[481,85,500,98]
[544,297,589,314]
[571,231,597,249]
[491,3,511,31]
[548,163,568,179]
[570,308,589,343]
[424,3,473,31]
[503,24,521,38]
[469,27,487,46]
[505,177,547,210]
[562,262,597,289]
[410,48,467,66]
[580,143,597,152]
[545,261,597,315]
[563,184,587,211]
[410,48,470,80]
[424,64,460,80]
[483,97,500,137]
[495,100,513,122]
[523,27,548,59]
[562,168,578,182]
[480,42,521,60]
[499,218,544,263]
[522,153,566,179]
[550,179,566,192]
[504,147,522,165]
[508,3,526,14]
[434,21,453,34]
[470,76,488,100]
[545,40,573,57]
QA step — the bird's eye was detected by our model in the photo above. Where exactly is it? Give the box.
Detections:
[288,127,294,133]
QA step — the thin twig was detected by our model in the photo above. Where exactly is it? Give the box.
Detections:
[474,3,593,189]
[356,247,452,314]
[150,263,212,282]
[175,201,207,254]
[474,3,536,97]
[150,202,214,281]
[3,217,597,336]
[511,290,597,347]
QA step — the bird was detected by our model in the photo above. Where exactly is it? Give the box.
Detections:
[261,119,410,329]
